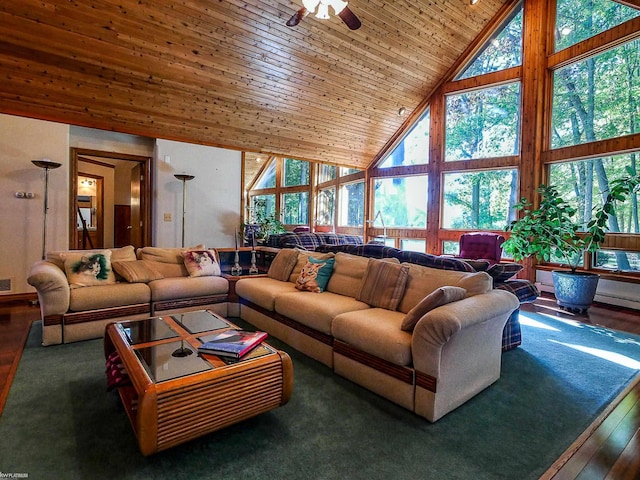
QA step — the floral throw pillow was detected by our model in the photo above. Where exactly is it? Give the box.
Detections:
[61,250,116,288]
[181,250,221,277]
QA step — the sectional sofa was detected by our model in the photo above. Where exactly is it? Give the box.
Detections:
[235,248,520,422]
[27,245,229,345]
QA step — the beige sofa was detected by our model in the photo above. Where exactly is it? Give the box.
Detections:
[236,249,519,422]
[27,245,229,346]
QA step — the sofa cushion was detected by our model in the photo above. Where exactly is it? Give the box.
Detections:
[486,263,523,282]
[288,250,335,284]
[61,250,116,288]
[357,258,409,311]
[275,291,370,335]
[112,260,164,283]
[69,282,150,311]
[148,275,228,301]
[295,256,335,293]
[326,252,370,298]
[397,264,493,314]
[236,277,299,311]
[47,245,136,271]
[137,245,205,278]
[332,309,412,366]
[401,286,467,332]
[181,250,221,277]
[267,249,299,281]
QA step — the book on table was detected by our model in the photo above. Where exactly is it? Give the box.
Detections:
[198,330,268,359]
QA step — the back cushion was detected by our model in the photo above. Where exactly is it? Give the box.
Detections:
[47,245,136,271]
[137,245,206,278]
[288,250,335,283]
[326,252,370,298]
[397,263,493,314]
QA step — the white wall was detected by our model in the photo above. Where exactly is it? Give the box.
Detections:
[0,115,242,296]
[0,114,69,294]
[154,140,242,249]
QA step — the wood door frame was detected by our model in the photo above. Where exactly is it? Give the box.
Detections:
[69,148,153,249]
[77,172,104,248]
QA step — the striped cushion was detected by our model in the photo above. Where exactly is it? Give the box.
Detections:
[357,258,409,311]
[112,260,164,283]
[267,249,299,281]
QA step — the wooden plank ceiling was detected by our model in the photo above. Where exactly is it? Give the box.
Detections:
[0,0,506,168]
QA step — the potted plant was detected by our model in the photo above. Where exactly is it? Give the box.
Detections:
[503,172,639,312]
[243,198,286,244]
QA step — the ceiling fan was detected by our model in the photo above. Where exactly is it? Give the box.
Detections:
[286,0,362,30]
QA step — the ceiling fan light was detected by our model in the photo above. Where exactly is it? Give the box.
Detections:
[328,0,348,14]
[302,0,320,12]
[316,3,330,19]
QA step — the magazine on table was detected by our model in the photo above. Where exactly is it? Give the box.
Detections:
[197,330,268,359]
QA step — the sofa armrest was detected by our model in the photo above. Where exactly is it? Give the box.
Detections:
[27,260,70,316]
[412,289,519,375]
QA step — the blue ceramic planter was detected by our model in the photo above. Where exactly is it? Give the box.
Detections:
[552,270,600,313]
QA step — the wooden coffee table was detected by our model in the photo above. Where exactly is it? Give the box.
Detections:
[104,310,293,455]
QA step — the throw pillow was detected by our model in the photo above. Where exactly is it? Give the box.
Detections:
[357,258,409,311]
[181,250,221,277]
[112,260,164,283]
[295,256,335,293]
[401,286,467,332]
[268,249,299,281]
[61,250,116,288]
[486,263,524,282]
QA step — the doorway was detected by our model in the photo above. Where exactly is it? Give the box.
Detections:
[70,148,152,250]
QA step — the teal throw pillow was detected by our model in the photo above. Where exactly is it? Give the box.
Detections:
[295,256,335,293]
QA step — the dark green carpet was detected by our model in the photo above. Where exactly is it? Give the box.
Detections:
[1,311,639,480]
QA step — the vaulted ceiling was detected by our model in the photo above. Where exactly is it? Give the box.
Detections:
[0,0,508,168]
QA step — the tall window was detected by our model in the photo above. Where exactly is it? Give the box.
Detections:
[247,157,311,228]
[283,158,310,187]
[555,0,640,51]
[316,188,335,226]
[456,4,523,79]
[379,109,430,167]
[548,155,640,234]
[442,169,518,230]
[551,38,640,148]
[373,176,428,228]
[282,192,309,225]
[254,161,276,189]
[445,82,521,161]
[339,181,365,227]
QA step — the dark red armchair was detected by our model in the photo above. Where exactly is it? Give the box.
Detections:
[458,232,505,266]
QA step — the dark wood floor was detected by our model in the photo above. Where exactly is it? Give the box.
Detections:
[0,296,638,478]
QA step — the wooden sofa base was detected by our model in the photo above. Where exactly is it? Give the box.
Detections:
[42,296,229,346]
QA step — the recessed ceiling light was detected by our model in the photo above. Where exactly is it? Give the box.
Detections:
[398,107,406,116]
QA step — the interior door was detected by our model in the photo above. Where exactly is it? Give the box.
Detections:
[114,205,132,247]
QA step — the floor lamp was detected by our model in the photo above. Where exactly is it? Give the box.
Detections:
[174,173,195,248]
[32,159,62,260]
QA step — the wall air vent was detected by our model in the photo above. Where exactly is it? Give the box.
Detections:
[0,277,13,293]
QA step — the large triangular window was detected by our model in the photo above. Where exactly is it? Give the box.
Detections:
[555,0,640,52]
[253,158,276,189]
[456,3,523,80]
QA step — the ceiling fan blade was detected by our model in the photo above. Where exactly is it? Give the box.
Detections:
[338,6,361,30]
[286,7,309,27]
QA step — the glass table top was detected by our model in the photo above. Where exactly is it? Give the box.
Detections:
[135,340,213,383]
[114,311,275,382]
[172,310,230,334]
[118,316,179,345]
